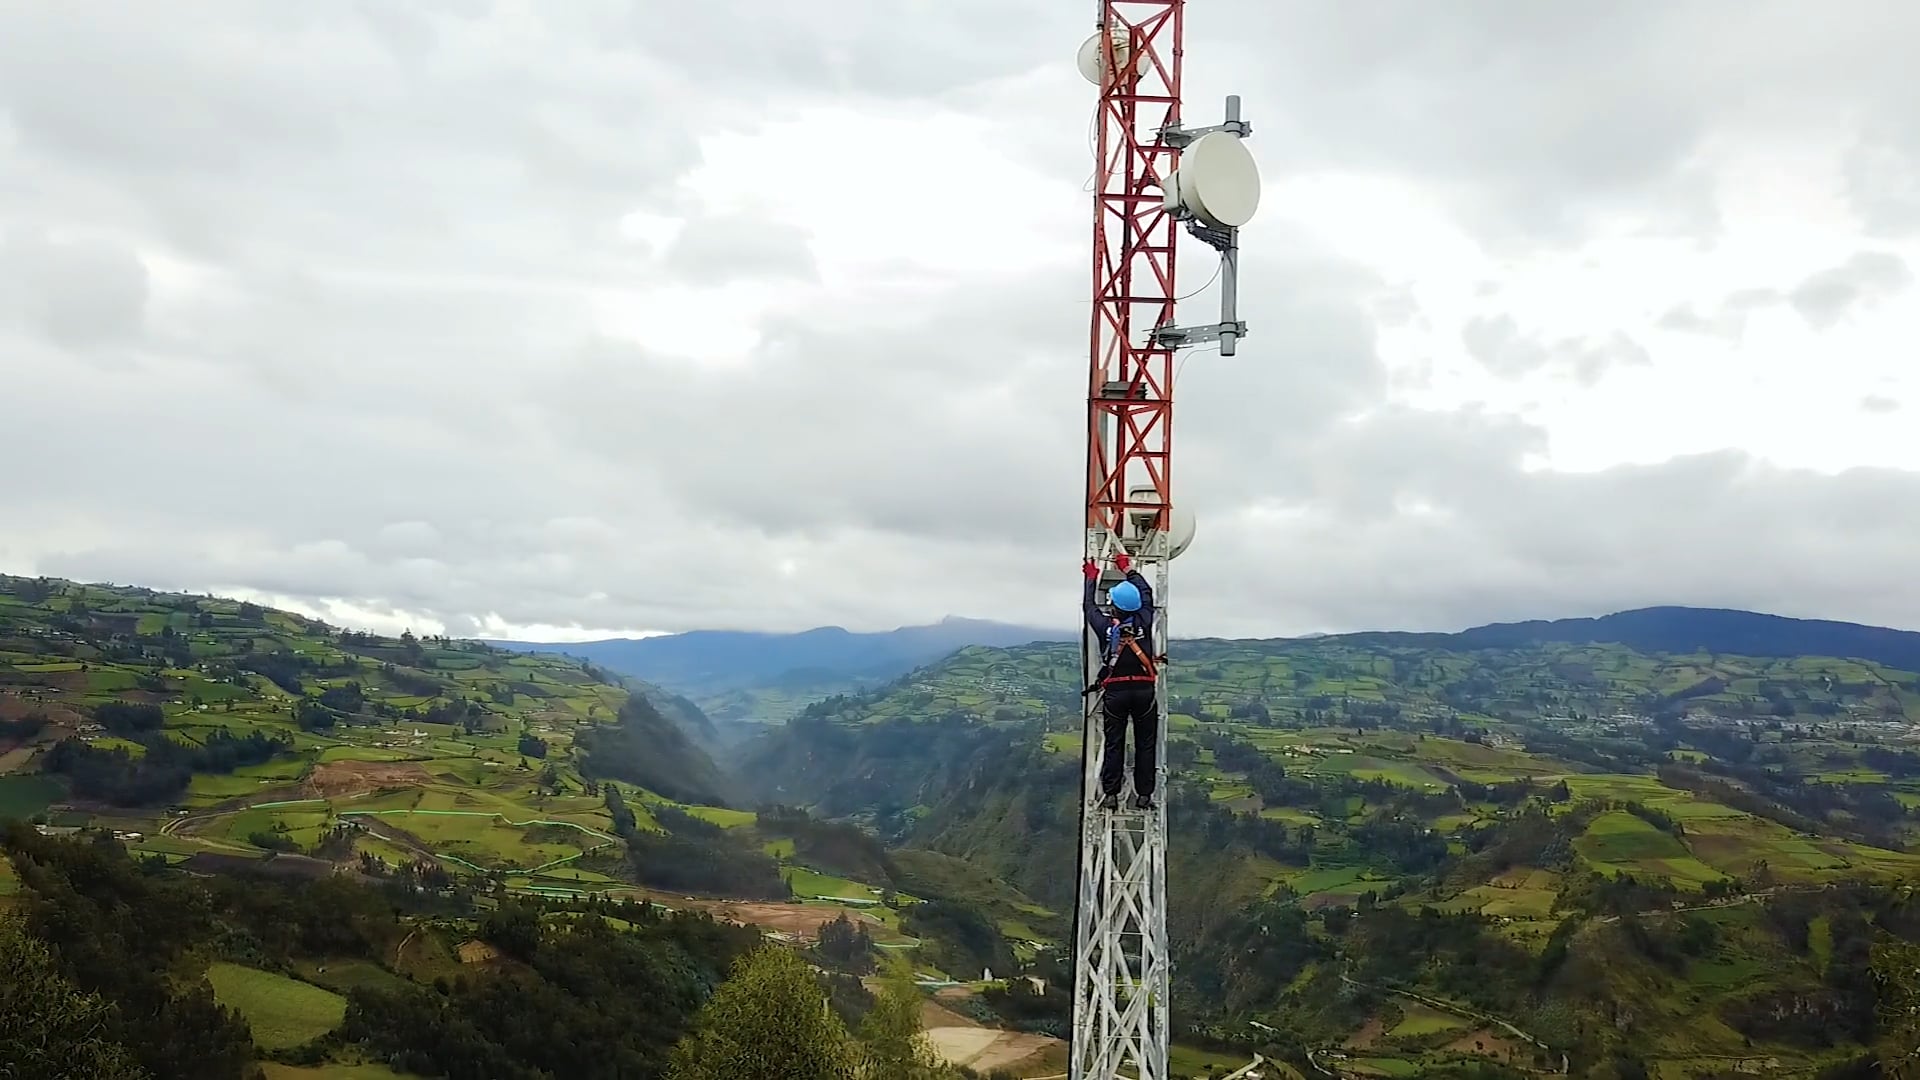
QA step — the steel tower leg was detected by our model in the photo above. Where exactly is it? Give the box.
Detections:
[1071,4,1184,1079]
[1071,4,1258,1076]
[1072,536,1172,1080]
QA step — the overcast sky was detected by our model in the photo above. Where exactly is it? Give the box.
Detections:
[4,2,1919,641]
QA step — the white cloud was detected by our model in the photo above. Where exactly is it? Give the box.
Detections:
[2,2,1919,640]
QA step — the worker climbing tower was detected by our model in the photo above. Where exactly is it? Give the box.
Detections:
[1070,4,1260,1078]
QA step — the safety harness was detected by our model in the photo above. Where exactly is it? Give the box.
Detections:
[1083,620,1162,695]
[1105,630,1158,683]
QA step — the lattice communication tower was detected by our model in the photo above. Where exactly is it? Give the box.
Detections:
[1069,3,1260,1078]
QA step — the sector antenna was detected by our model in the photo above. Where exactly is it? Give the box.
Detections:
[1069,4,1260,1079]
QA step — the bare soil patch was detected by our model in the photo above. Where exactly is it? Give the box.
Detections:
[924,1026,1062,1074]
[1003,1039,1068,1077]
[641,893,891,939]
[0,691,84,727]
[180,852,338,879]
[304,761,434,799]
[1445,1028,1529,1063]
[1343,1016,1387,1049]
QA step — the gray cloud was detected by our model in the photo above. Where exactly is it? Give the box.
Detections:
[1209,2,1917,250]
[1788,251,1913,329]
[664,214,818,285]
[2,3,1918,641]
[1181,430,1920,639]
[1655,305,1716,336]
[1660,254,1913,340]
[618,0,1071,101]
[1461,315,1649,385]
[0,225,150,354]
[0,4,700,275]
[1657,288,1778,340]
[1845,122,1920,239]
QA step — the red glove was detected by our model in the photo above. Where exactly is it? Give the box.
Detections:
[1115,552,1131,573]
[1083,559,1099,581]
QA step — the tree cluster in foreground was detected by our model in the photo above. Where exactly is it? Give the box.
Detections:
[0,823,1008,1080]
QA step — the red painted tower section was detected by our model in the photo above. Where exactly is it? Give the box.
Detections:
[1087,1,1184,538]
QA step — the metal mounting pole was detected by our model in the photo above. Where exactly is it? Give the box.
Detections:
[1152,94,1254,357]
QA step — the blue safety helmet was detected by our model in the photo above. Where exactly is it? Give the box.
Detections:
[1108,580,1142,613]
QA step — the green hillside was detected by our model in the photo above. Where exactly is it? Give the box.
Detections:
[0,819,799,1079]
[737,634,1920,1078]
[792,636,1920,730]
[0,574,771,900]
[0,573,1074,1075]
[15,570,1920,1076]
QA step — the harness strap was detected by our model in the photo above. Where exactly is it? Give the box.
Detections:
[1094,632,1159,687]
[1120,636,1157,680]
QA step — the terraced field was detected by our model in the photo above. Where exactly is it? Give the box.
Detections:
[806,636,1920,733]
[0,577,909,922]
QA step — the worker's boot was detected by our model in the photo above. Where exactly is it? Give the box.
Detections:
[1133,793,1154,811]
[1098,792,1120,811]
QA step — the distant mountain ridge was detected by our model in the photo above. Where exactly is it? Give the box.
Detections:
[1330,605,1920,673]
[493,604,1920,725]
[490,615,1070,698]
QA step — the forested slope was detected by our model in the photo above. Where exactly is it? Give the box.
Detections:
[734,627,1920,1077]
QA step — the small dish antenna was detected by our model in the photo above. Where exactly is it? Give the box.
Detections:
[1163,131,1261,229]
[1077,28,1149,86]
[1123,486,1197,560]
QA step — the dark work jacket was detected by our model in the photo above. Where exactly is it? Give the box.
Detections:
[1083,571,1157,683]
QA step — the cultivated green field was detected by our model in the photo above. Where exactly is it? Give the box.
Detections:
[260,1063,417,1079]
[762,619,1920,1076]
[0,774,60,819]
[0,573,961,1005]
[805,637,1920,731]
[206,961,349,1049]
[0,576,753,901]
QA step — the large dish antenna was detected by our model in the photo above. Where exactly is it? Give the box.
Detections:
[1149,97,1259,357]
[1163,130,1261,229]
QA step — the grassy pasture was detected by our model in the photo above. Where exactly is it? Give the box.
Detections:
[1443,869,1562,919]
[1390,1003,1468,1037]
[206,961,348,1050]
[1169,1043,1262,1077]
[785,865,878,900]
[291,958,418,1000]
[0,774,62,820]
[1575,811,1728,889]
[261,1065,417,1079]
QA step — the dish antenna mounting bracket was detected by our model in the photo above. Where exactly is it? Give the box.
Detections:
[1150,94,1258,357]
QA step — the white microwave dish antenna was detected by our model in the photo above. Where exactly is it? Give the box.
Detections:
[1164,130,1261,229]
[1077,28,1150,85]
